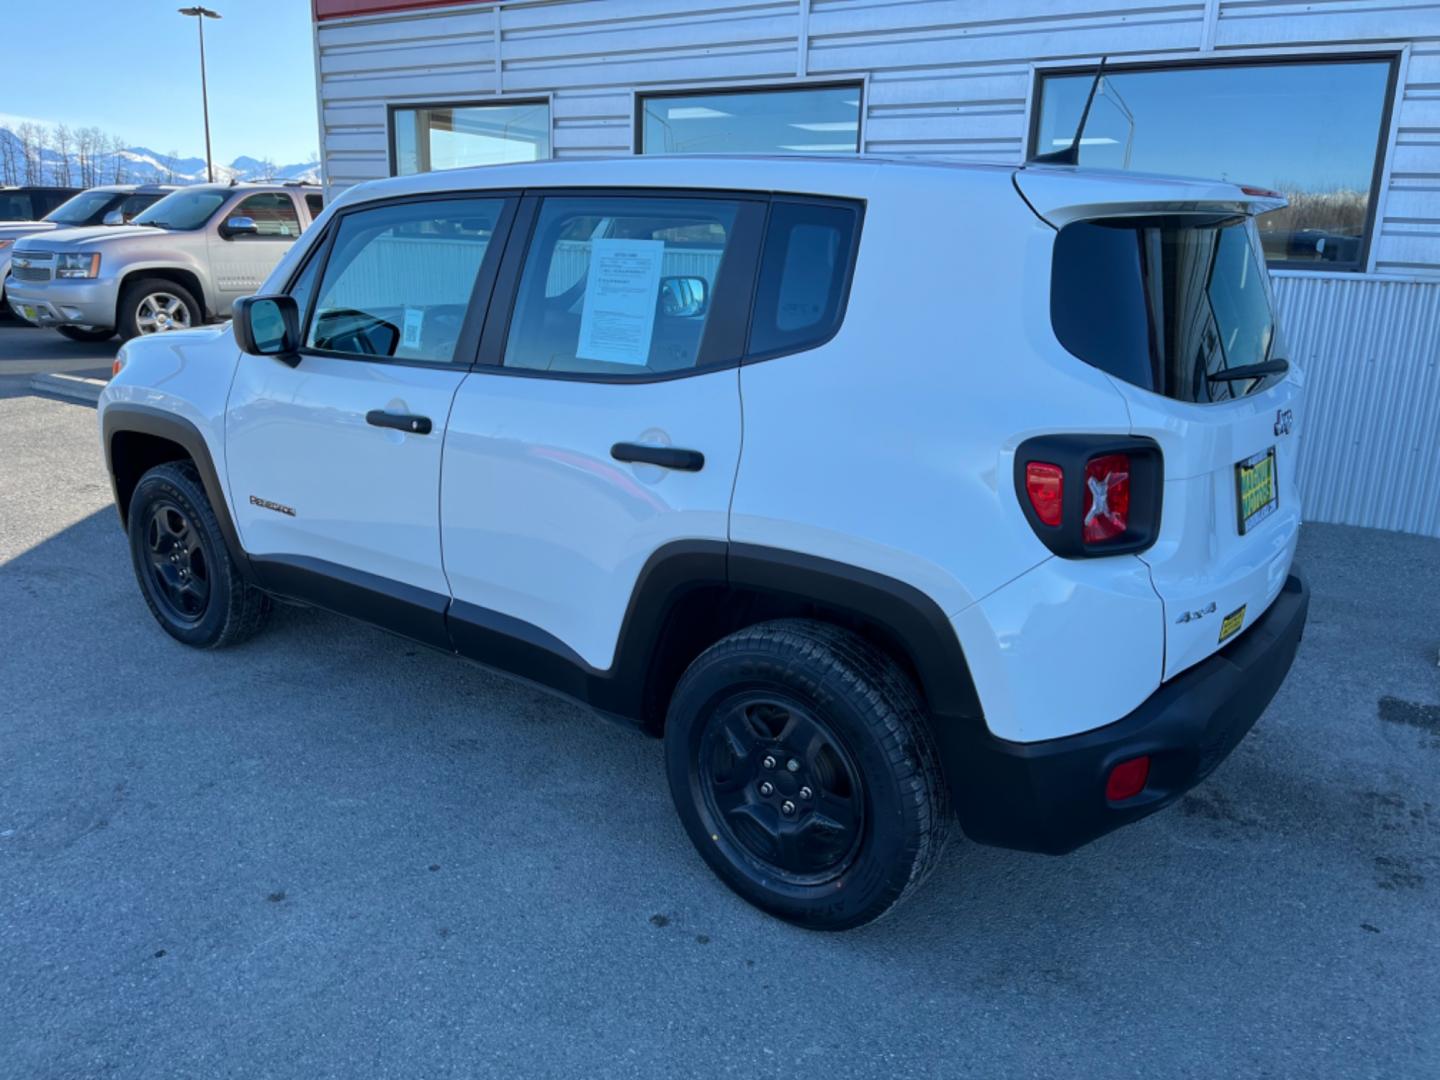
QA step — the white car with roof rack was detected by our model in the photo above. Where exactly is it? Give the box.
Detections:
[95,150,1308,929]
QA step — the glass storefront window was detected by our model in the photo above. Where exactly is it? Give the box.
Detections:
[1034,59,1394,269]
[640,85,862,156]
[392,101,550,175]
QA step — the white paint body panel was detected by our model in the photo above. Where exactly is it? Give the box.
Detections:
[97,324,241,479]
[441,368,741,671]
[103,154,1306,748]
[225,352,466,595]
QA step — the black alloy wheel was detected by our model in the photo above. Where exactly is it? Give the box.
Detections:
[697,692,865,885]
[140,498,211,624]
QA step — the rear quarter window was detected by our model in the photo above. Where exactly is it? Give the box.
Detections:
[747,200,861,358]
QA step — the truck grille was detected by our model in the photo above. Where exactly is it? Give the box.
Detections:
[10,253,53,283]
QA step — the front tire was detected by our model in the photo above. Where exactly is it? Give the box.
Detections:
[127,461,270,648]
[117,278,202,341]
[664,619,950,930]
[56,324,117,343]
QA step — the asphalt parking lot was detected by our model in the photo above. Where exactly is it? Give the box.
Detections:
[2,387,1439,1079]
[0,321,116,395]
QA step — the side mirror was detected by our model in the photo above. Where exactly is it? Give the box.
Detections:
[658,276,708,318]
[102,210,125,226]
[221,215,259,239]
[233,295,301,366]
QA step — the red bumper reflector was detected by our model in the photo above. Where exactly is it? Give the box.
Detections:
[1106,755,1150,801]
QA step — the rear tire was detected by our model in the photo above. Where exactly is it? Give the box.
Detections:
[56,325,117,343]
[127,461,270,648]
[664,619,950,930]
[117,278,202,341]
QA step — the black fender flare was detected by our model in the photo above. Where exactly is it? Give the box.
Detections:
[101,403,251,579]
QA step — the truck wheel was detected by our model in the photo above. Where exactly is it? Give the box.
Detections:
[127,461,270,648]
[56,325,117,343]
[118,279,201,340]
[664,619,950,930]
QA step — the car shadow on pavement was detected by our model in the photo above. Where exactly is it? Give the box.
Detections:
[3,498,1439,1075]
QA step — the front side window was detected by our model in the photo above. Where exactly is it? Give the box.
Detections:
[640,85,862,155]
[230,194,302,239]
[392,102,550,176]
[1034,59,1394,269]
[1052,215,1281,403]
[133,189,228,231]
[504,196,742,378]
[305,193,324,217]
[0,194,37,221]
[305,197,506,365]
[118,193,164,221]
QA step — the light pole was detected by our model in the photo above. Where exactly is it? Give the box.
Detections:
[178,6,222,183]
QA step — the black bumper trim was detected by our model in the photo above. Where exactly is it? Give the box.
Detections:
[942,572,1310,855]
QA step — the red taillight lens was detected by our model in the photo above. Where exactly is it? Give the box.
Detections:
[1106,755,1150,801]
[1082,453,1130,543]
[1024,462,1064,526]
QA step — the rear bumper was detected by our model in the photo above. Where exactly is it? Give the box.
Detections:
[946,571,1309,854]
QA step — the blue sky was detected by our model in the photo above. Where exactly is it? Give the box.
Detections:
[3,0,318,165]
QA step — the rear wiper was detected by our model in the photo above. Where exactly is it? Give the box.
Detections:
[1208,358,1289,382]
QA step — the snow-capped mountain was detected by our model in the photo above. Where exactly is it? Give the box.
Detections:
[1,127,320,187]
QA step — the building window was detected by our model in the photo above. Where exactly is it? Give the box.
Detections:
[639,84,862,156]
[391,101,550,176]
[1033,58,1395,270]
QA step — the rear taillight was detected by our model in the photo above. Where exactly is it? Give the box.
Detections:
[1013,436,1162,557]
[1082,453,1130,543]
[1024,462,1064,526]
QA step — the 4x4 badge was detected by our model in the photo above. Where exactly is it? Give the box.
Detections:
[1274,408,1294,437]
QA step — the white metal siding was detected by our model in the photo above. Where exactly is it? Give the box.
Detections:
[314,0,1440,537]
[1273,272,1440,537]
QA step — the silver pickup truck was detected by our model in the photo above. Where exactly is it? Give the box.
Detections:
[7,181,322,342]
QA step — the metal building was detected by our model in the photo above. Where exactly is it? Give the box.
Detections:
[310,0,1440,538]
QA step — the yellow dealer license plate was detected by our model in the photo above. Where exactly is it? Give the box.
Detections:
[1236,447,1278,535]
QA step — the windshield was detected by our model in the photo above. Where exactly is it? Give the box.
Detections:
[1051,215,1281,403]
[133,189,228,231]
[44,191,119,226]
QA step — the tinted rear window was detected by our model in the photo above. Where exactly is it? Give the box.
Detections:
[1051,216,1280,402]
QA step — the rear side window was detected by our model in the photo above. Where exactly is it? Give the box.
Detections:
[1051,216,1281,403]
[306,193,324,217]
[748,200,860,357]
[503,195,745,378]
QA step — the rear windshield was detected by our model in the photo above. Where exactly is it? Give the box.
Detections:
[1051,216,1282,402]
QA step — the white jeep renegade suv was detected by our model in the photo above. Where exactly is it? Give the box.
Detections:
[98,155,1309,930]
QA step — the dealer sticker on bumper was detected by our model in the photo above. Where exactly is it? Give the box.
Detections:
[1219,605,1247,644]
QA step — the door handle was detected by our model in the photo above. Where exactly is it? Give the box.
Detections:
[366,410,432,435]
[611,442,704,472]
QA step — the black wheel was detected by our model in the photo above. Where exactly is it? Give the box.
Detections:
[665,619,950,930]
[56,324,117,343]
[127,461,270,648]
[117,278,202,341]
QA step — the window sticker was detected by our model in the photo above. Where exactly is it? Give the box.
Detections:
[402,307,424,350]
[575,238,665,366]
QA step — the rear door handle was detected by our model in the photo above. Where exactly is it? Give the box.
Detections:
[366,410,432,435]
[611,442,704,472]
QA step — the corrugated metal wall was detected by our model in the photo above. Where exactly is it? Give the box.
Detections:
[314,0,1440,538]
[1273,272,1440,537]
